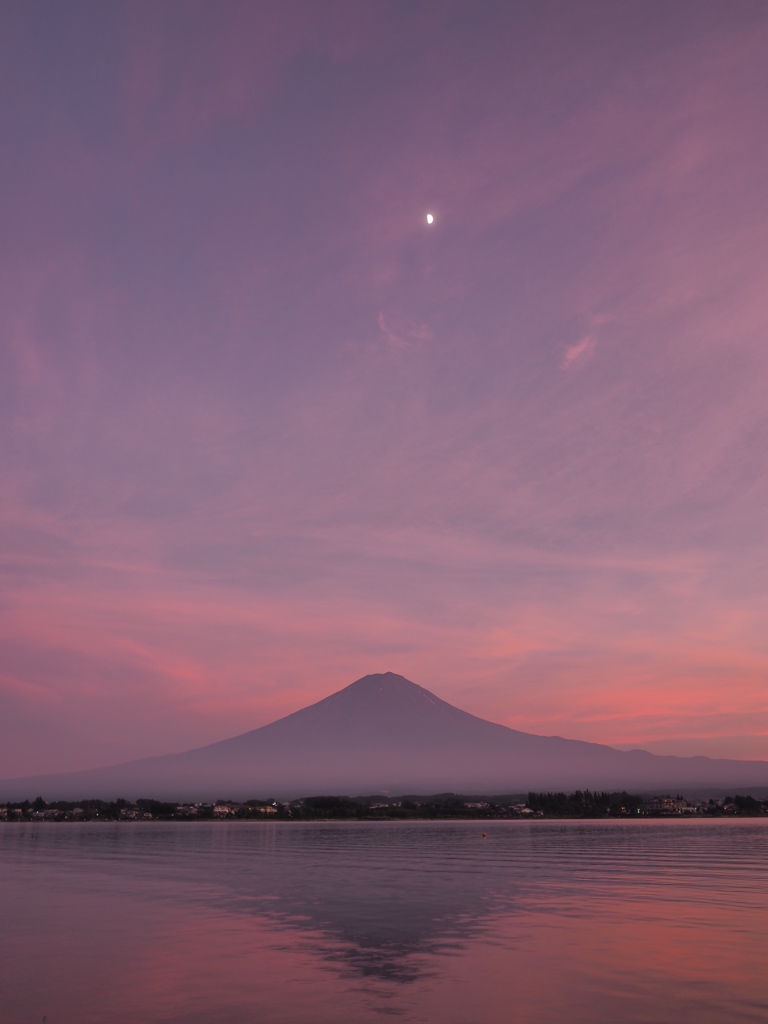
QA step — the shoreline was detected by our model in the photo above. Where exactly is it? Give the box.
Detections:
[3,790,767,823]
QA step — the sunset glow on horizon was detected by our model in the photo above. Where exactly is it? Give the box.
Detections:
[2,1,768,776]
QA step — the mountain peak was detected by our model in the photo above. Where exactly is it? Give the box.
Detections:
[319,672,454,719]
[344,672,422,692]
[349,671,411,685]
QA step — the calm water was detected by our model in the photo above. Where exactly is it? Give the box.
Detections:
[2,819,768,1023]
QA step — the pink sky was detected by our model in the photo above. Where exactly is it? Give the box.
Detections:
[2,1,768,776]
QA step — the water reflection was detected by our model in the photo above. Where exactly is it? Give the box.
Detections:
[2,820,768,1023]
[6,821,528,983]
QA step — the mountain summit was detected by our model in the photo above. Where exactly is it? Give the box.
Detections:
[3,672,768,800]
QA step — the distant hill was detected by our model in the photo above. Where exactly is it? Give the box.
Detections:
[3,672,768,801]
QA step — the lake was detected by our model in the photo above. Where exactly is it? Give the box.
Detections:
[2,819,767,1023]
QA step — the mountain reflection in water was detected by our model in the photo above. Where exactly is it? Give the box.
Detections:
[2,820,768,1023]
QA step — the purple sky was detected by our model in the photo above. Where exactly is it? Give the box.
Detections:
[2,1,768,776]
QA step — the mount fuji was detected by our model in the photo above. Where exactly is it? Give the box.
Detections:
[3,672,768,800]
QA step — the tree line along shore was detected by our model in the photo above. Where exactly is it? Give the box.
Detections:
[2,791,768,822]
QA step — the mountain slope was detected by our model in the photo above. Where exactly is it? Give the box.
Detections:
[3,672,768,800]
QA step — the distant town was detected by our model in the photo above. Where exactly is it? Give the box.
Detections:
[2,791,768,822]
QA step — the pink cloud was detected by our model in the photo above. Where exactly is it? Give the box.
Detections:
[377,311,432,349]
[562,333,597,368]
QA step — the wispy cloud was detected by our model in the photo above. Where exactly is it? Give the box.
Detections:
[562,332,597,368]
[377,312,432,349]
